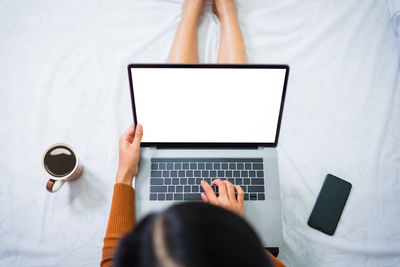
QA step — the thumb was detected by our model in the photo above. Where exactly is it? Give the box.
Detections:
[132,124,143,147]
[120,124,135,144]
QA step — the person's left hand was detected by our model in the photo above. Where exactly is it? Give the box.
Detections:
[116,124,143,186]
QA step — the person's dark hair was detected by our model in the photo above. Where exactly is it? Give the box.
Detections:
[114,202,272,267]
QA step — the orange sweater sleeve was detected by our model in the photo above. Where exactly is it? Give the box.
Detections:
[101,183,135,267]
[265,251,286,267]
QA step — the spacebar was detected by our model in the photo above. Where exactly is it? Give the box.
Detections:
[184,194,201,201]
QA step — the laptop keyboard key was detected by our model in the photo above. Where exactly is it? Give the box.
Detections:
[217,170,225,177]
[150,178,163,185]
[151,163,158,170]
[171,171,178,177]
[159,163,166,170]
[178,171,186,177]
[158,194,166,201]
[206,163,213,170]
[257,171,264,178]
[237,163,244,170]
[235,178,243,185]
[168,186,175,193]
[228,178,235,184]
[174,194,183,201]
[244,193,249,200]
[172,178,179,185]
[229,163,236,170]
[176,186,183,192]
[194,171,201,177]
[184,186,191,192]
[175,163,182,170]
[221,163,228,170]
[214,163,221,170]
[190,163,197,169]
[252,178,264,185]
[245,163,252,170]
[192,186,200,192]
[184,194,201,201]
[182,163,190,170]
[188,178,195,185]
[234,171,240,177]
[151,171,162,177]
[165,178,171,185]
[198,163,205,170]
[186,171,193,177]
[241,170,248,177]
[248,186,264,192]
[181,178,187,185]
[258,193,265,200]
[249,171,256,177]
[201,170,209,177]
[166,194,173,200]
[210,170,217,177]
[196,178,203,184]
[163,171,170,177]
[244,178,251,185]
[226,171,233,177]
[150,186,167,193]
[250,193,257,200]
[253,163,263,170]
[167,163,173,170]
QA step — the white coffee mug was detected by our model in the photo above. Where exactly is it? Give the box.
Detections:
[42,143,83,193]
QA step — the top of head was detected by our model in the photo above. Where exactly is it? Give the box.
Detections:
[114,202,273,267]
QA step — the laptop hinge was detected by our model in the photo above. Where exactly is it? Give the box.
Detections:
[149,146,157,150]
[258,146,265,150]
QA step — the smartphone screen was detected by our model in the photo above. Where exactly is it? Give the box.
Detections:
[307,174,352,235]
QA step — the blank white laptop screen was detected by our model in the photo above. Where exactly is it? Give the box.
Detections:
[130,67,287,143]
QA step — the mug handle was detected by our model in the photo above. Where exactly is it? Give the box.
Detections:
[46,179,66,193]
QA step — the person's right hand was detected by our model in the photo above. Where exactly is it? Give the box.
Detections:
[200,179,244,217]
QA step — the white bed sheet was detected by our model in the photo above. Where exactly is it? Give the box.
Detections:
[0,0,399,266]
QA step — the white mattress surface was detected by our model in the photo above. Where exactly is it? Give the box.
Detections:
[0,0,399,266]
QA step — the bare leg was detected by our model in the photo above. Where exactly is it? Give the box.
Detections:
[214,0,247,63]
[167,0,205,63]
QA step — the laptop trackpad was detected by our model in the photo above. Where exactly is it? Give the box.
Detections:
[244,200,283,247]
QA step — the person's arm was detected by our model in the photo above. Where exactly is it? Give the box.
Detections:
[101,183,135,267]
[265,251,286,267]
[101,124,143,267]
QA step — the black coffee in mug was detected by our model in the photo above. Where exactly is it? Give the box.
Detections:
[44,145,76,177]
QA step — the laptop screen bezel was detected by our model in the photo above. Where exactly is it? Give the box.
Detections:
[128,63,289,149]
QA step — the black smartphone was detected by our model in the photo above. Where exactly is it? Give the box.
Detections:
[307,174,352,235]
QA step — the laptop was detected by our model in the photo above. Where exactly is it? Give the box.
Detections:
[128,64,289,247]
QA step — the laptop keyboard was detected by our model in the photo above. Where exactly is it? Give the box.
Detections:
[149,158,265,201]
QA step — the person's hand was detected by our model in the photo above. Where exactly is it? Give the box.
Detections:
[116,124,143,186]
[200,179,244,217]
